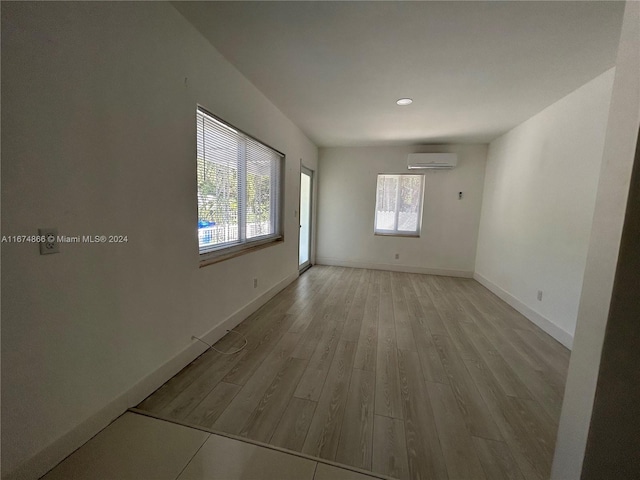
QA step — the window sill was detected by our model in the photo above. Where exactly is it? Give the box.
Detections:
[374,232,420,238]
[199,237,283,268]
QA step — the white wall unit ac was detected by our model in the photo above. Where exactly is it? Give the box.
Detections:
[407,153,457,169]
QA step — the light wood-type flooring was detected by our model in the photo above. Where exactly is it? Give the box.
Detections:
[138,266,570,480]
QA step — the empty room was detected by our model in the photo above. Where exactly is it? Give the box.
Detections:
[2,2,639,480]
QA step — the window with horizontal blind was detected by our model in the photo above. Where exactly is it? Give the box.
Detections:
[197,107,284,257]
[374,174,425,236]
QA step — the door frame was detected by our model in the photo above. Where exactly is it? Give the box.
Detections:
[299,165,313,273]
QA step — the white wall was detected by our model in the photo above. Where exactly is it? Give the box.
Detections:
[0,3,317,478]
[474,69,615,348]
[552,1,640,477]
[316,145,487,276]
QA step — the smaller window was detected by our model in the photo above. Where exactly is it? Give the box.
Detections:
[374,174,425,237]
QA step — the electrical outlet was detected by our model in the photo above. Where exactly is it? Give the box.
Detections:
[253,278,258,288]
[39,228,59,255]
[537,290,543,301]
[395,253,400,260]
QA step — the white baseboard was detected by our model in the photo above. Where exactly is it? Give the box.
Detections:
[316,257,474,278]
[473,272,573,349]
[4,271,299,480]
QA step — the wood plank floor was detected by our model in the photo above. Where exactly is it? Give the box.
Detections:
[138,266,570,480]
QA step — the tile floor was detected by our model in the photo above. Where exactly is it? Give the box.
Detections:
[41,412,385,480]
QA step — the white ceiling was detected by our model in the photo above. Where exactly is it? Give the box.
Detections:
[174,1,624,147]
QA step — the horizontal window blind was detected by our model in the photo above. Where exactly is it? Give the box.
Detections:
[197,108,283,255]
[374,174,424,236]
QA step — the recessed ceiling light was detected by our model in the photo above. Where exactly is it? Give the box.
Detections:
[396,98,413,106]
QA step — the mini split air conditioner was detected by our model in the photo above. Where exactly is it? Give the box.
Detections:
[407,153,457,170]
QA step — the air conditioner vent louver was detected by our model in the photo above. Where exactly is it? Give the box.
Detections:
[408,153,457,170]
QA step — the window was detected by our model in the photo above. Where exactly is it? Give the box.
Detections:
[374,174,424,236]
[197,107,283,258]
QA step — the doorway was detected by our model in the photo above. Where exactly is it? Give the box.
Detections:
[299,166,313,272]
